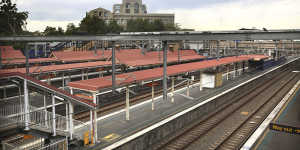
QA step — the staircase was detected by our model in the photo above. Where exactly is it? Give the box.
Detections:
[0,103,87,140]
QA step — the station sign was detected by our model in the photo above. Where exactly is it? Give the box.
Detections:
[269,123,300,135]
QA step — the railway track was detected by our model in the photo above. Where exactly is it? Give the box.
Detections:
[155,67,298,150]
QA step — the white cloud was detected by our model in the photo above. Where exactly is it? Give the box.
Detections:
[17,0,300,32]
[158,0,300,30]
[26,20,80,32]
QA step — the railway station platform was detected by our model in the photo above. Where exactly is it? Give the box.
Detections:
[242,73,300,150]
[72,57,298,150]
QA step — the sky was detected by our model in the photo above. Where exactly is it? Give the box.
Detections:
[13,0,300,32]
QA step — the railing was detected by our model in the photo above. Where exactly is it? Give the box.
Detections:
[37,139,68,150]
[1,135,44,150]
[0,103,89,140]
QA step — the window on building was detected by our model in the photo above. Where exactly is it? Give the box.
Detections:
[126,3,130,8]
[126,9,130,13]
[99,12,102,17]
[114,5,121,13]
[134,9,139,14]
[135,3,139,9]
[104,12,108,17]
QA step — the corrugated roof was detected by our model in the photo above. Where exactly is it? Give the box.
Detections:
[239,54,269,61]
[69,56,253,92]
[0,61,112,74]
[52,50,110,62]
[3,57,58,64]
[0,46,25,60]
[115,49,205,67]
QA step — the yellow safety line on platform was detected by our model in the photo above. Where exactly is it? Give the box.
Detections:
[102,133,121,142]
[253,84,300,150]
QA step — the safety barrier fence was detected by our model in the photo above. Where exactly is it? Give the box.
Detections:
[0,102,89,140]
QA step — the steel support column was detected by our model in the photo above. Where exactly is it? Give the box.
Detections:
[292,40,294,56]
[66,103,69,132]
[233,63,236,78]
[3,87,6,98]
[90,110,93,143]
[62,73,65,89]
[86,70,89,80]
[163,41,168,101]
[44,95,48,127]
[92,93,98,143]
[187,79,190,97]
[69,102,74,140]
[217,40,220,60]
[126,86,130,120]
[152,81,155,110]
[52,94,56,136]
[112,41,116,94]
[25,44,29,75]
[24,79,30,131]
[199,71,203,91]
[81,70,84,80]
[242,61,245,73]
[171,77,175,103]
[227,65,229,80]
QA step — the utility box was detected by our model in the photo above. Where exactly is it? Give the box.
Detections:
[215,72,223,88]
[201,72,223,88]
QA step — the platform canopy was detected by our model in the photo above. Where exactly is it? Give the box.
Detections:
[69,55,267,93]
[0,61,113,74]
[115,49,205,67]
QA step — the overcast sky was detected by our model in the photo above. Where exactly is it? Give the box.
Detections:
[14,0,300,32]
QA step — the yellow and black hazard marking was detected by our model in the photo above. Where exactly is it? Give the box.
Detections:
[102,133,121,142]
[269,123,300,135]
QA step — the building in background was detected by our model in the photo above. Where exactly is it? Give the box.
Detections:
[88,0,174,28]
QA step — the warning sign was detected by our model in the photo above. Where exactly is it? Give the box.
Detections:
[269,123,300,135]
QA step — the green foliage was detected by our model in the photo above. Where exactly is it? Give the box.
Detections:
[79,15,107,34]
[65,23,79,35]
[107,20,123,33]
[0,0,28,35]
[126,19,180,32]
[43,26,64,36]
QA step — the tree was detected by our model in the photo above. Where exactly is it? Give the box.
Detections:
[79,15,107,34]
[65,23,79,35]
[152,19,165,31]
[107,20,123,33]
[43,26,64,36]
[0,0,28,35]
[126,19,178,32]
[164,23,181,31]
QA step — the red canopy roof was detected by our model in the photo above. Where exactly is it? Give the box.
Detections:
[51,50,110,62]
[0,46,25,60]
[69,56,253,92]
[3,57,58,64]
[115,49,205,67]
[0,61,112,74]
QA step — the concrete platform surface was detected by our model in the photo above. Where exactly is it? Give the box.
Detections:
[254,83,300,150]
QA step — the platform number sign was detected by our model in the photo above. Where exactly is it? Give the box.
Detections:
[269,123,300,135]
